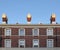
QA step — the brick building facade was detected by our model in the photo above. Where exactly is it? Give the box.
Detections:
[0,13,60,48]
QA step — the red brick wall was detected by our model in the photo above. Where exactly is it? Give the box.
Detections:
[11,36,18,47]
[0,27,60,48]
[25,28,32,35]
[11,28,19,35]
[39,28,46,35]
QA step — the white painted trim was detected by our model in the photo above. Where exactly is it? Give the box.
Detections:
[19,28,25,36]
[0,26,60,28]
[5,39,11,48]
[46,28,53,36]
[33,39,39,48]
[2,22,6,24]
[1,24,60,28]
[32,28,39,36]
[5,28,11,36]
[47,39,54,48]
[27,22,31,24]
[52,22,56,24]
[18,39,25,48]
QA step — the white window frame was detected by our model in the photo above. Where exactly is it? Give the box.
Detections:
[32,28,39,36]
[19,28,25,36]
[33,39,39,48]
[5,39,11,48]
[47,28,53,36]
[5,28,11,36]
[19,39,25,48]
[47,39,54,48]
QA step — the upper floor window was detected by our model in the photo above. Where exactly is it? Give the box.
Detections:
[47,28,53,36]
[47,39,53,48]
[33,28,39,36]
[33,39,39,48]
[5,28,11,36]
[19,39,25,48]
[19,29,25,36]
[5,39,11,48]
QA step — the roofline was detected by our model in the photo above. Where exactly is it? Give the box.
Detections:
[0,24,60,26]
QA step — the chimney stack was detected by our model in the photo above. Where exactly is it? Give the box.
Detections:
[50,14,56,24]
[27,13,32,24]
[2,13,8,24]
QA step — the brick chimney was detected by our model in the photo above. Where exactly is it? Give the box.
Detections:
[2,13,8,24]
[50,14,56,24]
[27,13,32,24]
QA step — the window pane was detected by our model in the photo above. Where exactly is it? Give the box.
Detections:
[33,39,39,47]
[19,40,25,48]
[33,29,39,36]
[19,29,25,36]
[47,39,53,48]
[5,29,11,36]
[47,28,53,36]
[20,40,24,45]
[5,39,11,48]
